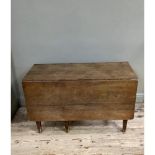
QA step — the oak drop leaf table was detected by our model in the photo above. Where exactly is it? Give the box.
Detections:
[22,62,138,133]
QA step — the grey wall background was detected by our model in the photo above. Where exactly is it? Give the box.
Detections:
[12,0,144,105]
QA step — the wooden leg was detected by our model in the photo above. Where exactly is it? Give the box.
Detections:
[36,121,42,133]
[65,121,69,133]
[39,121,42,132]
[122,120,128,133]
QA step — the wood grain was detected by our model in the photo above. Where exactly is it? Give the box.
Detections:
[23,80,137,106]
[27,105,135,121]
[23,62,137,82]
[22,62,138,131]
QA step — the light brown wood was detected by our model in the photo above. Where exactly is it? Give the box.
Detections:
[22,62,138,132]
[23,62,137,82]
[11,103,144,155]
[23,80,137,106]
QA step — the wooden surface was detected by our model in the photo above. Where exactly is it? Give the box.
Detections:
[22,62,137,132]
[23,80,137,121]
[23,62,137,82]
[11,103,144,155]
[22,62,138,131]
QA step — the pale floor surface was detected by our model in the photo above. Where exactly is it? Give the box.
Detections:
[11,104,144,155]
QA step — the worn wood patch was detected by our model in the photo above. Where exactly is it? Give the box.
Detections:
[23,62,137,82]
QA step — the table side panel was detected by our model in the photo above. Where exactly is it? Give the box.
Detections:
[23,80,137,121]
[23,80,137,106]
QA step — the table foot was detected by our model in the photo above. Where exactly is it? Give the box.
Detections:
[36,121,42,133]
[65,121,69,133]
[122,120,128,133]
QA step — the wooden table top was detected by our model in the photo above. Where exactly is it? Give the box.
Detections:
[23,62,137,82]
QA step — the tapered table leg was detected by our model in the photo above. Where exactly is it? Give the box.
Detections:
[65,121,69,133]
[36,121,42,133]
[122,120,128,132]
